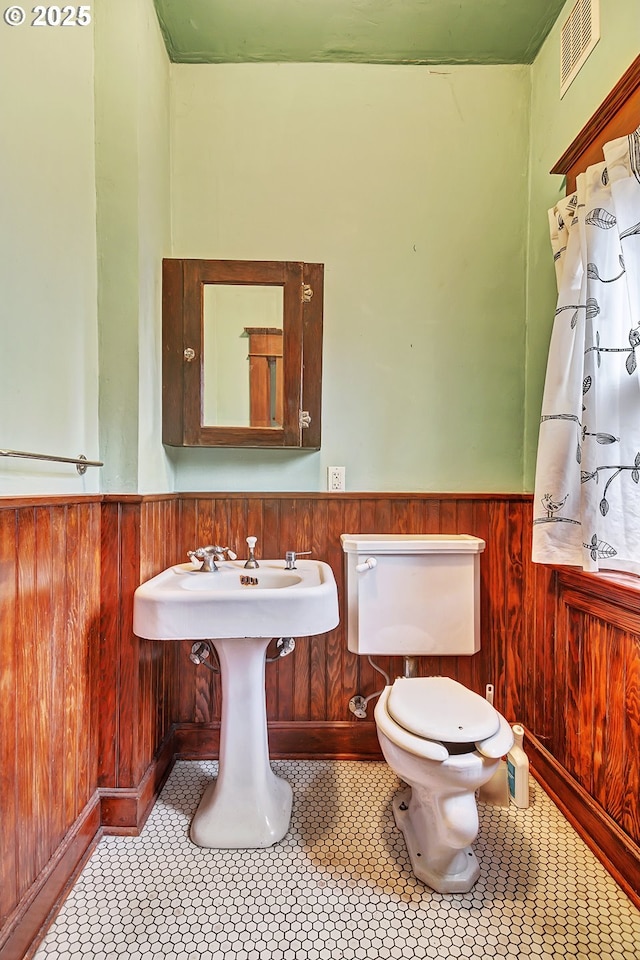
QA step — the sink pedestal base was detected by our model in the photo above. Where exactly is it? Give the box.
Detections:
[189,636,293,849]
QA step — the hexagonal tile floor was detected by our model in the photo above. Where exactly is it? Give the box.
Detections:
[33,760,640,959]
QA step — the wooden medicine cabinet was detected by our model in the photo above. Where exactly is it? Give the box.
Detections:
[162,259,324,448]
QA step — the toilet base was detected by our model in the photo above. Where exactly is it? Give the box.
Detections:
[392,788,480,894]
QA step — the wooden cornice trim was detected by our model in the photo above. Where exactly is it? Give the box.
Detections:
[1,491,534,508]
[175,491,534,501]
[0,494,104,508]
[555,567,640,615]
[551,55,640,187]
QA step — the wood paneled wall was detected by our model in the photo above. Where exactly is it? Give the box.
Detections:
[98,497,181,794]
[0,498,102,960]
[171,494,531,733]
[0,495,182,959]
[2,490,640,958]
[549,570,640,846]
[521,565,640,899]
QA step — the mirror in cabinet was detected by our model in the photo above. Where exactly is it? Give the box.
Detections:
[162,259,324,448]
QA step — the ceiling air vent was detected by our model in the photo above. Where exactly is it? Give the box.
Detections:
[560,0,600,98]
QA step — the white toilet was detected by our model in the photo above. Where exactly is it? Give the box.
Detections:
[341,534,513,894]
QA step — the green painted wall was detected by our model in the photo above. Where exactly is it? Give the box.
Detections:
[0,10,99,494]
[169,63,530,492]
[1,0,637,497]
[0,0,172,496]
[524,0,640,490]
[95,0,172,493]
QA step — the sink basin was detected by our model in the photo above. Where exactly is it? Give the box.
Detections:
[179,567,302,591]
[133,559,339,640]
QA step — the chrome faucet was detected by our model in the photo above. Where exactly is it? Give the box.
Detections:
[284,550,311,570]
[187,545,237,572]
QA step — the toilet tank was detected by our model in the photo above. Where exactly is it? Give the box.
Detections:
[340,534,485,656]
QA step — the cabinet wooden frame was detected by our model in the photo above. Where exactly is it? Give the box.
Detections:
[162,258,323,448]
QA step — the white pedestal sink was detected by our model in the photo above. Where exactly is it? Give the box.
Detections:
[133,558,339,848]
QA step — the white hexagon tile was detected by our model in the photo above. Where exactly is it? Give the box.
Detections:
[33,760,640,960]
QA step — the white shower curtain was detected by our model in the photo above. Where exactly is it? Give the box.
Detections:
[532,126,640,575]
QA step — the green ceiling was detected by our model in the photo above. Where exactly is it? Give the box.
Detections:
[152,0,568,66]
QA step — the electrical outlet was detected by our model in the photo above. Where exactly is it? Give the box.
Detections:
[327,466,346,491]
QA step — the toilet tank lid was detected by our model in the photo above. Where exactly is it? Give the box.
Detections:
[340,534,485,555]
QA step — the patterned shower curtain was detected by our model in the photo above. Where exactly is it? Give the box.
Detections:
[532,127,640,575]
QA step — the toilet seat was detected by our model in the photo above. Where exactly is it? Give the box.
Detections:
[383,677,514,760]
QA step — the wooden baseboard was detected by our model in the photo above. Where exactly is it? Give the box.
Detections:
[0,795,101,960]
[526,731,640,909]
[99,734,176,835]
[269,721,383,759]
[173,720,383,761]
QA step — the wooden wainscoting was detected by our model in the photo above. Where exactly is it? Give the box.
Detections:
[0,497,102,960]
[170,493,532,751]
[554,570,640,846]
[97,496,181,829]
[508,550,640,905]
[524,568,640,904]
[0,495,182,960]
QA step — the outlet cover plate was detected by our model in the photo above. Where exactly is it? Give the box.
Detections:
[328,466,346,491]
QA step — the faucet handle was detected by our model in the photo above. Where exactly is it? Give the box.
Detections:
[187,545,236,570]
[284,550,312,570]
[244,536,259,569]
[210,545,237,561]
[187,546,220,572]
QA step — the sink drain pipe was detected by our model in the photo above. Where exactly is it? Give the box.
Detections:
[189,637,295,672]
[267,637,296,661]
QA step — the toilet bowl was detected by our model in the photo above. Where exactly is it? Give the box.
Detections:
[374,676,513,893]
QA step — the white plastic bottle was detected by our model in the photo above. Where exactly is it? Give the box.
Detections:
[507,723,529,808]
